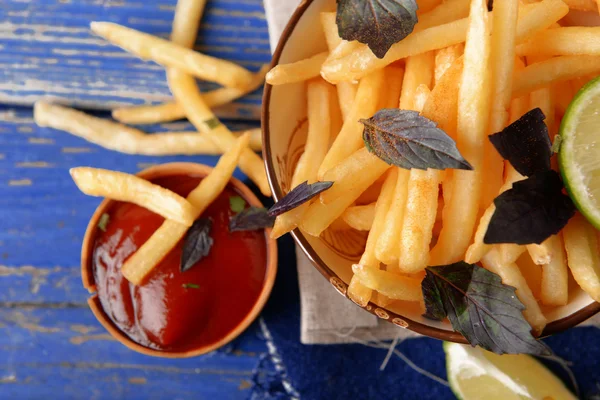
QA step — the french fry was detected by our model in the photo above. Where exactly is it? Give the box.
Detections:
[375,170,410,265]
[320,12,358,121]
[552,80,576,116]
[164,1,270,196]
[422,57,464,140]
[301,152,389,237]
[317,69,385,179]
[464,57,528,265]
[70,167,196,226]
[417,0,471,32]
[374,292,395,308]
[320,147,390,204]
[111,65,269,125]
[342,204,376,231]
[271,80,331,239]
[513,55,600,97]
[413,85,432,112]
[90,22,253,89]
[563,213,600,303]
[379,66,405,109]
[430,0,492,265]
[320,0,568,84]
[121,134,250,285]
[266,52,328,86]
[348,170,397,306]
[434,44,464,84]
[481,249,548,335]
[171,0,207,47]
[34,102,260,155]
[398,170,443,273]
[516,251,544,300]
[481,0,519,210]
[516,27,600,57]
[352,264,423,302]
[540,234,569,306]
[167,70,271,195]
[399,52,435,110]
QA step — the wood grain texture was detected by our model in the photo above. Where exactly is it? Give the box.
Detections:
[0,307,265,399]
[0,0,271,120]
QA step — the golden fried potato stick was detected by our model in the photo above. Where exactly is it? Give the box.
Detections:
[34,102,261,155]
[342,204,376,231]
[481,249,548,335]
[266,52,328,86]
[90,22,253,89]
[70,167,196,226]
[320,12,358,121]
[563,214,600,303]
[112,65,269,125]
[165,0,270,196]
[430,0,493,265]
[271,80,331,239]
[481,0,519,210]
[317,69,384,180]
[348,170,397,307]
[121,134,250,285]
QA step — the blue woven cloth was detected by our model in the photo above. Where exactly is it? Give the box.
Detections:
[254,234,600,400]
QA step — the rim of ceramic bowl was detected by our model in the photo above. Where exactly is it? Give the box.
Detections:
[80,162,278,358]
[261,0,600,342]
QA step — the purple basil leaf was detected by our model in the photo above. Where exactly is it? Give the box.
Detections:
[180,218,213,273]
[336,0,418,59]
[361,109,473,171]
[484,170,576,245]
[489,108,552,177]
[268,181,334,217]
[422,262,551,356]
[229,207,275,232]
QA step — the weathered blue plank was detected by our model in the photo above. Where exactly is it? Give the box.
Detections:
[0,307,266,400]
[0,0,271,120]
[0,106,260,303]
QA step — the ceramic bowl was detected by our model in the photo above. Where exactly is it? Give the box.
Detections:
[262,0,600,342]
[81,162,278,357]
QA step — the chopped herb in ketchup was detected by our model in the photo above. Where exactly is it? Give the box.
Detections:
[92,174,268,352]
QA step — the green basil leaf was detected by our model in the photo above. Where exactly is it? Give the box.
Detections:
[422,262,551,356]
[337,0,418,59]
[361,109,473,170]
[180,218,213,273]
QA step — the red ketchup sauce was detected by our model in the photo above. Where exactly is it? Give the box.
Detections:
[91,174,268,352]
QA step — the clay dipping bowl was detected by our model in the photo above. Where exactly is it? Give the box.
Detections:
[261,0,600,342]
[80,162,277,358]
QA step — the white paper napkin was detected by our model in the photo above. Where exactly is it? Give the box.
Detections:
[263,0,600,345]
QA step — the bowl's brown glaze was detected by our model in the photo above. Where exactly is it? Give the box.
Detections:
[261,0,600,342]
[81,162,278,358]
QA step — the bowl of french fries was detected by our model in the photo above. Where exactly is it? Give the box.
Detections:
[263,0,600,348]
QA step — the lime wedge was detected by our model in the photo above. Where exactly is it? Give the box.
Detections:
[559,76,600,229]
[444,342,576,400]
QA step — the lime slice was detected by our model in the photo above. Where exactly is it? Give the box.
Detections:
[559,76,600,229]
[444,342,576,400]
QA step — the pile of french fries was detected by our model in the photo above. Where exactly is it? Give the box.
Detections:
[270,0,600,334]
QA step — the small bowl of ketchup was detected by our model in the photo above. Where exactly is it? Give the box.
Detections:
[80,162,277,358]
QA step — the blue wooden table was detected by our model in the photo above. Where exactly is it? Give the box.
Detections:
[0,1,273,398]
